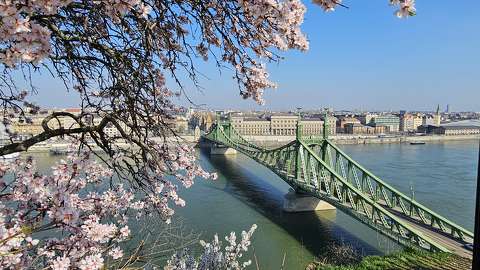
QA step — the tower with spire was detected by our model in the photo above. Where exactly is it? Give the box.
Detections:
[433,104,441,126]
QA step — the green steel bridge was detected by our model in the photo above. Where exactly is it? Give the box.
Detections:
[202,117,474,258]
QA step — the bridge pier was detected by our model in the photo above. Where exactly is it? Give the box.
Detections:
[283,189,336,212]
[210,145,237,155]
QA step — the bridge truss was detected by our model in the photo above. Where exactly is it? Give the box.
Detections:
[203,121,474,256]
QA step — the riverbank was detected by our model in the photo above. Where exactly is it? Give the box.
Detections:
[333,134,480,145]
[242,134,480,148]
[23,135,199,153]
[19,133,479,153]
[310,248,472,270]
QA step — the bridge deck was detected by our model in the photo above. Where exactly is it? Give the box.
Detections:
[381,202,473,258]
[404,218,472,258]
[271,170,473,258]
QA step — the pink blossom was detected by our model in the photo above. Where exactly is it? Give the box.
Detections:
[78,254,104,270]
[51,257,71,270]
[108,246,124,259]
[120,226,131,239]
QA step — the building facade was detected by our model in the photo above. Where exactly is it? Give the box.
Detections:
[371,115,400,133]
[301,119,324,136]
[433,105,441,126]
[435,126,480,135]
[358,113,377,125]
[400,113,423,132]
[345,123,386,134]
[229,113,336,136]
[270,114,298,136]
[230,115,270,135]
[337,116,361,133]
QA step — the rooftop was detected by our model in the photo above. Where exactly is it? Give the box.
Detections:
[442,119,480,127]
[302,118,323,122]
[441,125,480,130]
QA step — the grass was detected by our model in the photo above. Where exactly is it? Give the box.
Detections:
[311,248,472,270]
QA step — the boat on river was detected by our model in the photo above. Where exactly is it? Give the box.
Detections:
[410,141,426,145]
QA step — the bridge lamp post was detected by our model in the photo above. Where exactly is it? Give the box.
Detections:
[473,140,480,269]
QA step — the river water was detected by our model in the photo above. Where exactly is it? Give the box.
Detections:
[176,140,477,269]
[27,140,478,269]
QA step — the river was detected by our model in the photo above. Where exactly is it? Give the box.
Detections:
[177,140,477,269]
[26,140,478,269]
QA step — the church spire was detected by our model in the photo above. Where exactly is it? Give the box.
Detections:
[434,104,441,126]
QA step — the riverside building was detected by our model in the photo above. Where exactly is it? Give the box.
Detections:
[371,115,400,133]
[400,113,423,132]
[229,113,336,136]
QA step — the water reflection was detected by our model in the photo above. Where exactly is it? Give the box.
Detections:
[204,150,384,260]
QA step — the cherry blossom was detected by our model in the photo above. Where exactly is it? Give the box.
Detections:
[108,247,124,260]
[312,0,343,12]
[0,147,215,269]
[51,257,71,270]
[391,0,417,18]
[0,1,418,269]
[165,224,257,270]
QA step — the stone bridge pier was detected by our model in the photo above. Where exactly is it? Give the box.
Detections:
[283,189,336,212]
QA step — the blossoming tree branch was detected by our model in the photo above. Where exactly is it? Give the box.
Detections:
[0,0,415,269]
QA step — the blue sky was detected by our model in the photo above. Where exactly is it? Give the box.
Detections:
[28,1,480,112]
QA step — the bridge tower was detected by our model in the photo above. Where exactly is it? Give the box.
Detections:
[321,110,330,164]
[210,113,237,155]
[286,111,336,212]
[295,112,303,180]
[323,110,330,140]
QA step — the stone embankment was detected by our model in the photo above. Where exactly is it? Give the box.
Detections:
[25,135,200,153]
[241,134,480,148]
[23,134,479,153]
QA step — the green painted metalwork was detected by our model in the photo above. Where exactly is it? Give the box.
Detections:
[323,111,329,140]
[202,123,473,254]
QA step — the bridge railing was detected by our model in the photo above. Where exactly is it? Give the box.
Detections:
[296,140,449,252]
[323,140,473,242]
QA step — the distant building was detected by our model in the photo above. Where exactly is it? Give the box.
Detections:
[230,115,270,135]
[371,115,400,133]
[400,113,423,132]
[190,111,215,131]
[337,116,361,133]
[418,120,480,136]
[312,114,337,135]
[422,115,435,126]
[358,113,377,125]
[301,118,324,136]
[270,114,298,136]
[435,126,480,136]
[433,105,441,126]
[228,113,336,136]
[344,123,385,134]
[172,116,188,133]
[12,115,44,137]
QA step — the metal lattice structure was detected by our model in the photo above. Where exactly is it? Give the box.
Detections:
[203,119,474,257]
